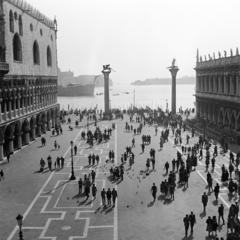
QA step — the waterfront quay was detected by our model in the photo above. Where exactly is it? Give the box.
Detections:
[0,113,237,240]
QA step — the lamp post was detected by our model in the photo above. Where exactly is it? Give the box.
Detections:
[69,140,75,180]
[16,214,24,240]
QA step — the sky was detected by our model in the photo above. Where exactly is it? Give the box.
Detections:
[26,0,240,83]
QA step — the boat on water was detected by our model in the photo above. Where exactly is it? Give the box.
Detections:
[58,84,94,96]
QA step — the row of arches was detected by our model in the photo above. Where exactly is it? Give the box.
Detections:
[0,107,59,159]
[197,101,240,131]
[13,33,52,67]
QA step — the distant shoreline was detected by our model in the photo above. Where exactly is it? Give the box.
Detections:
[131,77,195,86]
[131,82,195,86]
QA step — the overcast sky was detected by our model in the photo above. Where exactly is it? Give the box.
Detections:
[26,0,240,83]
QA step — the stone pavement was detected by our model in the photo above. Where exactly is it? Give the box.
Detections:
[0,114,237,240]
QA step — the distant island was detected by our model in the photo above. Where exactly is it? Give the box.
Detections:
[131,76,195,85]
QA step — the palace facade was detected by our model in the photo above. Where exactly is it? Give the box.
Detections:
[195,49,240,142]
[0,0,59,160]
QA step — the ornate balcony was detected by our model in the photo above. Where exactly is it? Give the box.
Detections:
[0,62,9,75]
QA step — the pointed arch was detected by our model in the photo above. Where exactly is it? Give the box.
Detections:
[47,46,52,67]
[33,40,40,64]
[13,33,22,61]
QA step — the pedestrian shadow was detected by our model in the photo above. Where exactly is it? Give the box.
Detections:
[182,186,188,192]
[95,206,101,214]
[41,168,51,174]
[162,172,168,177]
[212,200,218,206]
[158,195,165,201]
[105,206,114,214]
[147,200,155,207]
[72,193,85,199]
[86,199,94,205]
[78,198,88,205]
[38,145,44,148]
[199,211,206,219]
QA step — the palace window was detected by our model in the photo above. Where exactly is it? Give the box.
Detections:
[33,41,40,65]
[47,46,52,67]
[9,10,14,33]
[19,15,23,35]
[13,33,22,62]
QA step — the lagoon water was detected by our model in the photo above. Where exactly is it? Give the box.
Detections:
[58,84,195,111]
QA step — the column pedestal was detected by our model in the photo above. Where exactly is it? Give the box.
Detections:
[25,132,30,145]
[17,135,22,149]
[31,128,36,141]
[8,139,14,154]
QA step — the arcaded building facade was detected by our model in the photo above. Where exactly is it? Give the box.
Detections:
[0,0,59,160]
[195,49,240,140]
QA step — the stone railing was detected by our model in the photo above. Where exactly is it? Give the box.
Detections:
[0,62,9,74]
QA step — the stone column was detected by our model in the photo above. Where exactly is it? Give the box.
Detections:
[8,138,14,154]
[102,66,111,117]
[13,97,16,117]
[37,124,41,137]
[229,75,233,95]
[17,97,20,116]
[47,119,51,131]
[17,134,22,149]
[8,100,12,119]
[25,132,30,145]
[31,126,36,140]
[0,142,4,161]
[224,74,227,94]
[213,75,216,93]
[168,61,179,114]
[0,98,2,123]
[237,75,240,96]
[4,101,7,120]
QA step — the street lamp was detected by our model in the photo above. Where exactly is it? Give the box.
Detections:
[69,140,76,180]
[16,214,24,240]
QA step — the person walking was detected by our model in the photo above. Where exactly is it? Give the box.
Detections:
[202,192,208,212]
[112,188,118,207]
[218,204,225,225]
[183,214,190,238]
[92,183,97,199]
[214,183,220,201]
[107,188,112,206]
[47,155,52,171]
[101,188,106,207]
[189,211,196,235]
[132,138,135,148]
[165,161,170,175]
[151,183,157,202]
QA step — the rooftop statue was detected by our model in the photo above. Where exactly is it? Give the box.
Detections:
[236,48,239,55]
[213,52,215,60]
[230,49,233,57]
[224,50,227,57]
[218,51,221,58]
[171,58,176,67]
